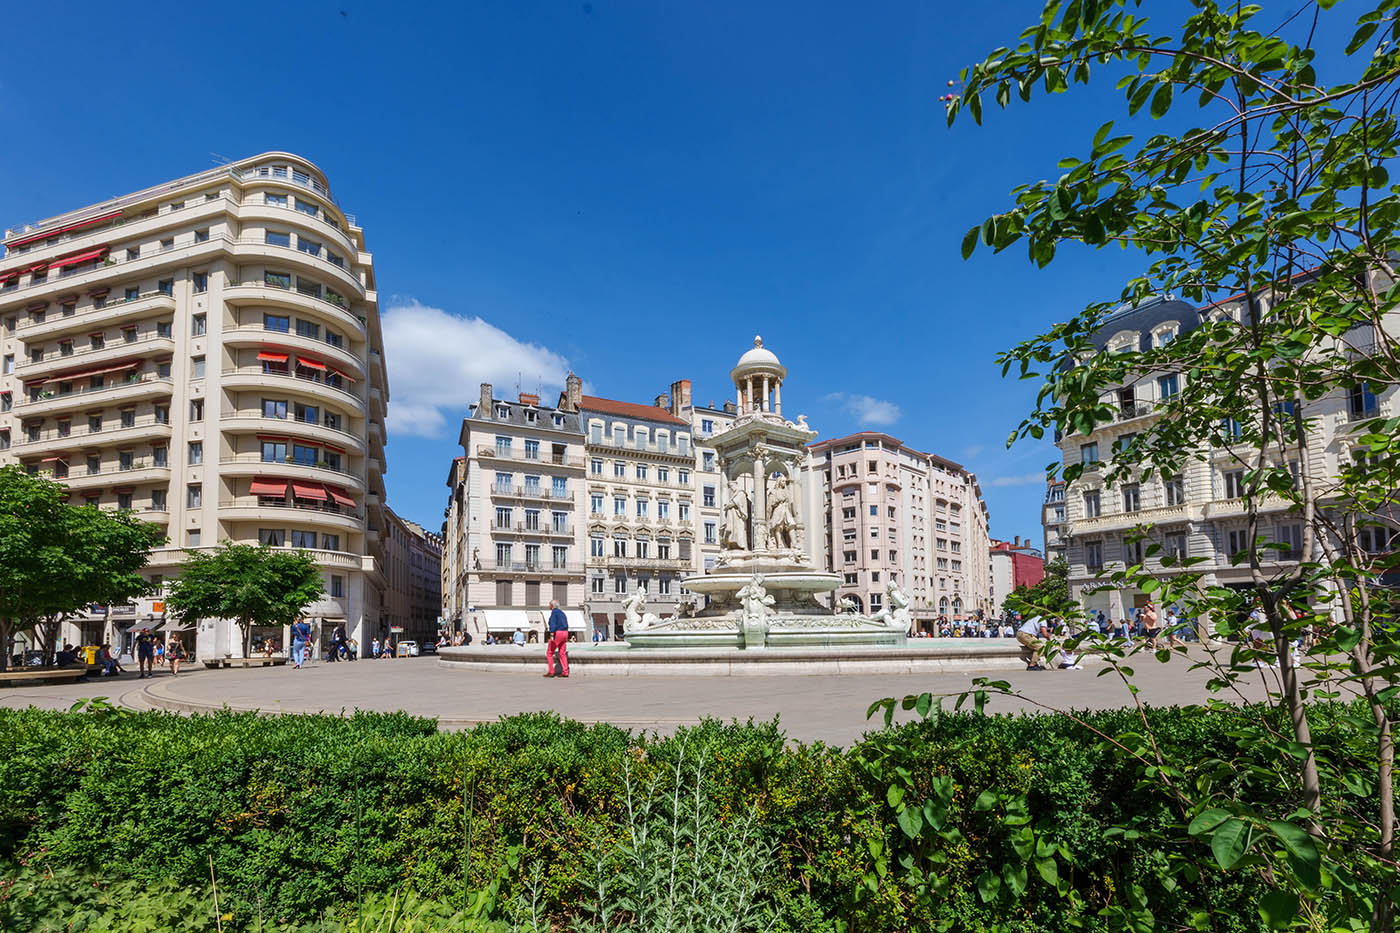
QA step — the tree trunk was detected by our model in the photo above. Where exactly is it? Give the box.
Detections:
[241,618,252,659]
[0,619,10,673]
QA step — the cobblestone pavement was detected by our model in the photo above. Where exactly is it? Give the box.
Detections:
[0,648,1276,745]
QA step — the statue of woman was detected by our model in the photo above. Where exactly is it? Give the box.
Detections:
[721,488,750,551]
[767,472,798,550]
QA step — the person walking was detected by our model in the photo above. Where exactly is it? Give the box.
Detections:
[166,635,184,676]
[1016,615,1049,671]
[543,599,570,678]
[1142,601,1160,649]
[290,615,312,669]
[134,627,156,679]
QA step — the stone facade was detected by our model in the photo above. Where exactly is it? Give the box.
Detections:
[383,507,442,644]
[1042,480,1067,564]
[988,537,1045,616]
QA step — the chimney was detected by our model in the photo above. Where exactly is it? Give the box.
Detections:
[561,372,582,412]
[518,392,539,406]
[1014,535,1020,547]
[479,383,493,418]
[669,379,692,416]
[723,400,736,415]
[654,393,670,409]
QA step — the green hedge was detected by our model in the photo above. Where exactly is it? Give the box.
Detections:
[0,703,1376,931]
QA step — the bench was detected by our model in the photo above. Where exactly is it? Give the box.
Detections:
[0,668,90,687]
[203,657,289,669]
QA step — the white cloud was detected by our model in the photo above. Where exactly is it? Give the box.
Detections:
[963,443,985,459]
[986,471,1049,487]
[381,300,575,438]
[824,392,903,426]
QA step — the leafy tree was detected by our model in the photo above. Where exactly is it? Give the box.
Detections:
[1005,556,1075,617]
[0,466,165,671]
[165,543,325,658]
[874,0,1400,929]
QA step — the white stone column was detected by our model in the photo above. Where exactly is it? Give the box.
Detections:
[752,453,769,553]
[736,384,743,412]
[761,376,770,412]
[774,382,782,416]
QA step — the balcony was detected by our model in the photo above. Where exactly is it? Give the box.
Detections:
[222,326,366,378]
[588,434,693,460]
[603,556,685,571]
[17,332,176,380]
[47,461,171,491]
[223,282,366,334]
[20,374,173,418]
[1067,503,1191,535]
[14,417,172,456]
[475,445,585,470]
[218,455,364,490]
[1115,401,1156,423]
[490,483,573,502]
[1203,495,1294,519]
[18,293,177,342]
[219,413,367,454]
[485,560,585,575]
[221,366,364,409]
[218,497,364,531]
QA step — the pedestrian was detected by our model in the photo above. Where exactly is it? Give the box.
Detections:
[1142,601,1160,649]
[134,627,156,679]
[543,599,570,678]
[154,639,165,667]
[1166,606,1185,647]
[290,615,312,669]
[512,628,526,647]
[1016,615,1049,671]
[167,635,184,675]
[371,637,380,658]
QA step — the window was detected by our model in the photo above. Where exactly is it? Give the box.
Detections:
[523,439,540,460]
[614,575,627,595]
[701,418,714,434]
[1277,524,1303,559]
[703,485,716,507]
[657,500,670,519]
[495,435,512,456]
[677,469,689,485]
[187,529,201,547]
[264,313,290,332]
[1122,484,1141,513]
[259,528,284,546]
[704,521,717,544]
[1080,442,1099,465]
[636,463,648,480]
[192,313,206,335]
[614,539,627,558]
[330,575,345,597]
[186,485,202,508]
[702,451,715,472]
[591,458,603,476]
[678,502,690,521]
[327,250,344,268]
[1165,531,1187,559]
[191,356,205,379]
[152,446,167,467]
[1358,525,1394,554]
[1157,374,1180,400]
[613,461,626,478]
[591,536,605,557]
[297,236,321,257]
[189,398,204,422]
[90,333,105,350]
[323,411,340,431]
[188,441,203,465]
[591,576,605,594]
[325,330,343,348]
[292,444,317,466]
[1349,382,1379,420]
[0,393,8,412]
[1223,469,1246,499]
[291,531,316,549]
[1083,490,1101,518]
[635,539,649,559]
[125,286,140,302]
[657,466,670,483]
[1123,538,1144,565]
[151,489,167,510]
[261,441,287,463]
[120,328,137,345]
[120,408,136,428]
[614,496,627,516]
[1084,540,1104,570]
[265,271,291,289]
[127,247,140,261]
[495,507,513,530]
[263,398,288,419]
[1227,529,1251,559]
[295,402,319,424]
[591,494,604,514]
[294,319,321,341]
[88,414,102,432]
[265,231,291,248]
[295,198,318,217]
[552,476,567,498]
[154,405,169,425]
[1165,474,1185,506]
[636,499,649,518]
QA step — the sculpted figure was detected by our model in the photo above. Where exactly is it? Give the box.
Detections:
[766,472,798,551]
[736,574,775,622]
[622,590,648,630]
[721,487,750,551]
[838,594,859,614]
[885,580,913,631]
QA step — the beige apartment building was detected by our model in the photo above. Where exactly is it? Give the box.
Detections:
[0,152,390,657]
[1042,480,1068,564]
[1056,293,1395,619]
[805,432,992,623]
[662,379,738,575]
[571,387,697,636]
[443,381,588,638]
[384,507,442,644]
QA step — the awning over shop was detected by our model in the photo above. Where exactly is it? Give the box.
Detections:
[591,612,610,630]
[564,610,587,631]
[481,609,531,632]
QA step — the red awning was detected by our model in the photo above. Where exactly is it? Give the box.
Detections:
[249,478,289,497]
[292,481,327,501]
[257,351,289,363]
[48,246,108,270]
[255,434,288,441]
[332,369,356,382]
[42,360,139,385]
[321,443,345,454]
[0,270,19,283]
[324,485,355,507]
[111,487,134,494]
[55,293,77,304]
[26,301,48,311]
[24,263,48,274]
[40,456,66,463]
[4,210,123,248]
[88,287,109,297]
[296,357,327,371]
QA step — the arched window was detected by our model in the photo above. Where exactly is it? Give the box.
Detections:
[952,597,963,615]
[939,597,949,614]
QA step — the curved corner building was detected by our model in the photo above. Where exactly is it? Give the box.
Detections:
[0,152,389,657]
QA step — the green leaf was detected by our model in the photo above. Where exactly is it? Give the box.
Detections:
[974,789,998,811]
[1035,857,1059,885]
[1270,821,1320,890]
[887,785,904,808]
[1003,862,1028,898]
[961,225,979,260]
[976,869,1001,903]
[1258,890,1299,929]
[1150,81,1173,119]
[897,805,923,839]
[1210,818,1250,870]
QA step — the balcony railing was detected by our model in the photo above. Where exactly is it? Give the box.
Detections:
[475,445,585,468]
[486,560,584,574]
[221,366,363,404]
[14,415,170,448]
[24,373,172,405]
[17,331,175,370]
[490,483,572,500]
[589,434,691,457]
[1115,401,1155,421]
[219,498,364,522]
[219,455,352,476]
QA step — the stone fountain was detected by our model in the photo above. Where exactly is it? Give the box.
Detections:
[621,336,910,649]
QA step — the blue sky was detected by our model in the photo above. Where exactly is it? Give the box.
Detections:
[1,0,1172,541]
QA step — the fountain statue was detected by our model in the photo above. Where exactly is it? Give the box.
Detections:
[622,336,908,649]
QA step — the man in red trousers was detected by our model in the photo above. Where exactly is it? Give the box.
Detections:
[544,599,570,678]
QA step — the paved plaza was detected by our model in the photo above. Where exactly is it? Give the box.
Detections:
[0,647,1278,745]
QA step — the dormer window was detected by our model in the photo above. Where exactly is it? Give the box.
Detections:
[525,410,537,423]
[496,405,509,418]
[1154,323,1179,347]
[553,414,564,426]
